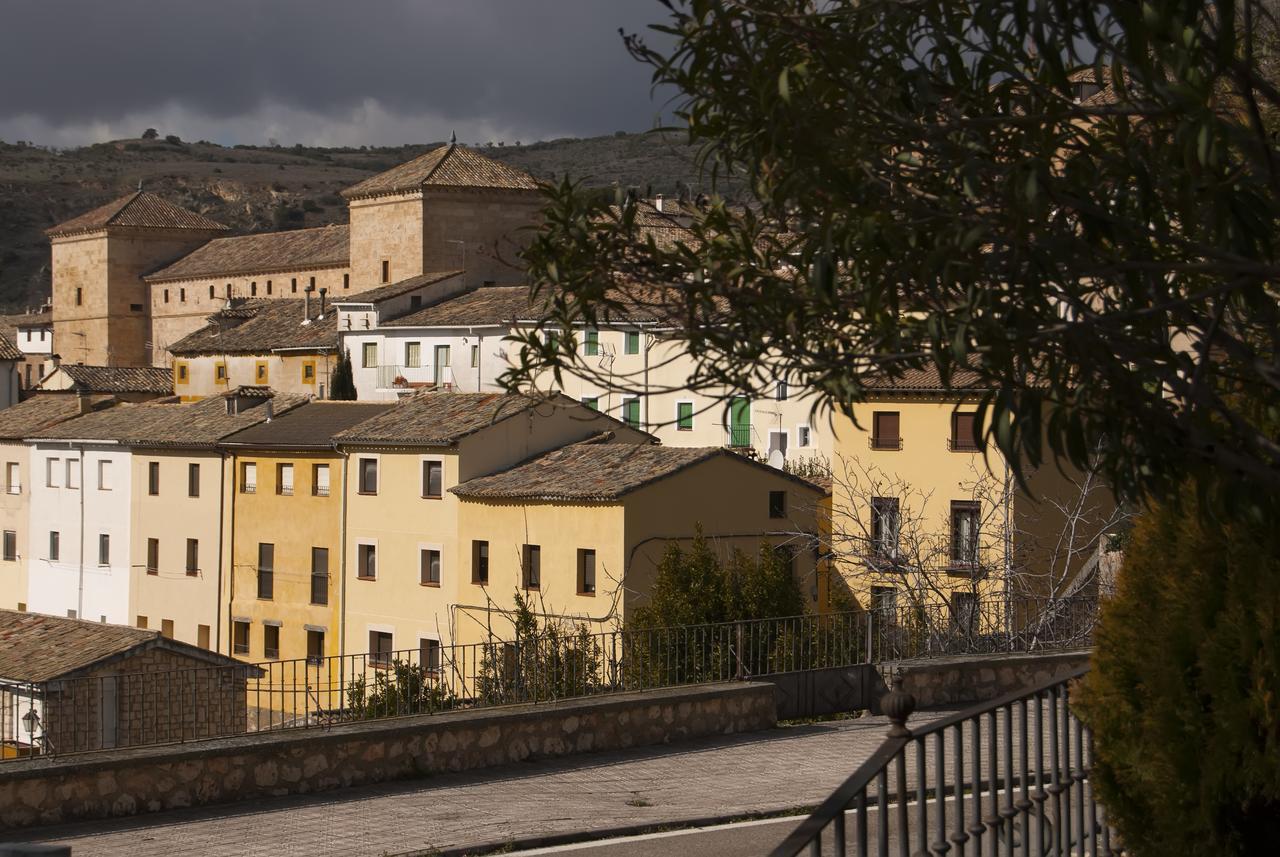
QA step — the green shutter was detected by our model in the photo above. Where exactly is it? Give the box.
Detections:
[625,331,640,354]
[677,402,693,430]
[584,329,599,356]
[624,398,641,428]
[582,396,599,411]
[729,397,751,447]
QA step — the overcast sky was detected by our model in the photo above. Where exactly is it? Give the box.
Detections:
[0,1,674,148]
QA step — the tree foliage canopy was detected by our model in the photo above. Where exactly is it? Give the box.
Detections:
[507,0,1280,518]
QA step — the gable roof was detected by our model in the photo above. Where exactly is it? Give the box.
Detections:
[0,333,21,362]
[145,224,350,282]
[219,401,394,448]
[861,366,986,394]
[451,442,822,502]
[0,393,117,441]
[0,610,254,683]
[332,391,595,446]
[46,191,229,238]
[168,299,338,355]
[35,390,308,447]
[48,364,174,395]
[382,285,537,327]
[334,270,464,305]
[342,144,540,199]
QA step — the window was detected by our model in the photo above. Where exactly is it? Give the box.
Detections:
[769,490,787,519]
[307,629,325,664]
[266,280,273,295]
[98,459,111,490]
[472,540,489,585]
[255,361,269,384]
[343,273,350,290]
[422,460,443,498]
[65,458,80,490]
[522,543,541,590]
[233,621,250,655]
[625,330,640,354]
[215,362,228,384]
[950,591,978,634]
[198,624,211,649]
[311,548,329,605]
[49,531,60,561]
[181,538,199,576]
[188,463,200,497]
[433,345,450,385]
[871,411,901,450]
[951,501,980,566]
[545,329,561,351]
[161,619,174,639]
[584,328,599,356]
[98,533,110,566]
[209,285,216,299]
[729,397,751,447]
[871,585,897,614]
[798,425,811,447]
[951,412,979,452]
[420,548,441,586]
[362,342,377,369]
[148,461,160,495]
[381,260,390,283]
[871,497,900,558]
[622,397,641,429]
[2,530,15,562]
[302,360,316,384]
[277,463,294,495]
[6,462,19,494]
[291,277,297,293]
[241,462,257,493]
[420,638,442,673]
[676,402,694,431]
[582,396,599,411]
[180,287,186,302]
[578,548,596,595]
[358,458,378,494]
[370,630,393,666]
[130,303,143,312]
[313,463,330,496]
[75,287,83,306]
[405,341,421,368]
[146,538,159,574]
[46,457,59,488]
[136,615,146,629]
[357,543,377,580]
[470,344,479,368]
[175,363,188,383]
[776,377,789,401]
[263,624,280,660]
[164,288,170,304]
[257,543,274,598]
[250,281,258,297]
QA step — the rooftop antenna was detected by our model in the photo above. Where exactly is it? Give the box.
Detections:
[137,179,143,191]
[449,130,456,145]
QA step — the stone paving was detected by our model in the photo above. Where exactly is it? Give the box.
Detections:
[15,710,945,857]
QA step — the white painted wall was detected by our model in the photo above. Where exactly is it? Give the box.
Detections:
[340,325,508,401]
[26,442,133,624]
[16,325,53,356]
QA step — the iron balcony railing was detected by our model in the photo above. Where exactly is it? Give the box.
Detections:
[0,596,1099,763]
[771,666,1123,856]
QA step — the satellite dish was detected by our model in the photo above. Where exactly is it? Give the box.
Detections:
[767,449,785,469]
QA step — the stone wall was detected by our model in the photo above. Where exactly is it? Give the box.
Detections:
[885,649,1090,710]
[0,681,775,832]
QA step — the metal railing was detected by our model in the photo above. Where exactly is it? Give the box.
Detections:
[771,666,1124,856]
[0,596,1098,763]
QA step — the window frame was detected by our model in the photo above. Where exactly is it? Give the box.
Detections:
[357,457,378,495]
[768,490,787,519]
[185,538,199,576]
[584,327,599,356]
[421,458,444,499]
[577,548,597,596]
[369,629,394,668]
[357,541,378,581]
[950,412,980,452]
[233,621,251,655]
[310,547,329,605]
[147,461,160,496]
[146,537,159,575]
[48,530,59,561]
[240,461,257,493]
[277,462,295,496]
[362,342,378,369]
[257,542,275,599]
[624,330,640,355]
[312,463,331,496]
[263,623,280,660]
[419,546,442,587]
[870,496,901,559]
[98,533,110,566]
[871,411,902,450]
[522,543,541,590]
[188,462,200,497]
[676,400,694,431]
[950,500,981,567]
[2,529,16,562]
[472,540,489,585]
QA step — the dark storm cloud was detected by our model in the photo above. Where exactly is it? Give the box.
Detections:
[0,0,674,145]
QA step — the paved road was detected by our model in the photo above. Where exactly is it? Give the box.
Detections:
[17,711,931,857]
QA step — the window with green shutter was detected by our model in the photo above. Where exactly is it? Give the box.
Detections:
[623,398,641,428]
[584,328,599,356]
[625,330,640,354]
[582,396,599,411]
[677,402,694,430]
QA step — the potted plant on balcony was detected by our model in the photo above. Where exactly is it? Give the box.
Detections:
[392,374,408,387]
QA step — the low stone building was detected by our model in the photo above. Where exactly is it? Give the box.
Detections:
[0,610,260,757]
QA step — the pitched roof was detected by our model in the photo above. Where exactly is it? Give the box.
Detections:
[607,201,698,252]
[35,390,308,446]
[452,442,821,502]
[145,224,350,282]
[0,334,21,362]
[46,191,229,238]
[220,401,394,448]
[342,144,540,199]
[50,364,174,394]
[383,285,537,327]
[0,393,117,441]
[333,391,564,446]
[0,311,49,349]
[168,300,338,355]
[861,367,986,394]
[334,271,463,305]
[0,609,251,683]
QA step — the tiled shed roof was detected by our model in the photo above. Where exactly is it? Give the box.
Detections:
[146,225,350,282]
[861,367,986,393]
[0,610,250,683]
[452,443,822,502]
[0,334,21,362]
[334,391,563,446]
[169,300,337,355]
[220,401,394,448]
[46,191,229,238]
[382,285,537,327]
[342,144,540,199]
[0,393,117,441]
[334,271,463,305]
[52,364,174,394]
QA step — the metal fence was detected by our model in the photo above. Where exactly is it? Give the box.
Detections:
[0,596,1099,762]
[770,666,1124,856]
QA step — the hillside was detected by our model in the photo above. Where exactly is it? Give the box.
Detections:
[0,132,730,310]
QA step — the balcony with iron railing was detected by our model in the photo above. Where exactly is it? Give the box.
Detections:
[374,364,456,391]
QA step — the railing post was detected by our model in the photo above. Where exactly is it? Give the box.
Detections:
[882,673,916,738]
[734,621,745,680]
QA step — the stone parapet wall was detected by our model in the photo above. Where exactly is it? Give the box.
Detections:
[0,681,776,832]
[884,650,1090,710]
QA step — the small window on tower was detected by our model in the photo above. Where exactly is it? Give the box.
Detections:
[381,260,390,283]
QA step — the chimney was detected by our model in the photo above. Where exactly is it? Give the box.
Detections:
[264,400,274,422]
[654,193,664,213]
[303,284,315,324]
[318,287,327,319]
[76,390,91,415]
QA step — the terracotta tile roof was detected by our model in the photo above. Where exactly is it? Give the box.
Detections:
[0,393,117,441]
[334,391,581,446]
[169,300,337,355]
[0,334,21,362]
[861,367,986,393]
[607,201,698,252]
[0,609,250,683]
[145,225,350,282]
[342,144,540,199]
[51,364,174,394]
[220,401,394,448]
[335,271,463,305]
[383,285,537,327]
[452,442,821,502]
[46,191,229,238]
[0,311,52,346]
[36,390,309,446]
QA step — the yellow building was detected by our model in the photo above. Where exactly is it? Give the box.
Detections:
[330,391,652,660]
[451,443,827,645]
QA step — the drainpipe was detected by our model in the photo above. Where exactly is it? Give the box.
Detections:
[338,447,350,659]
[226,451,238,657]
[76,443,85,620]
[215,450,227,652]
[642,330,650,433]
